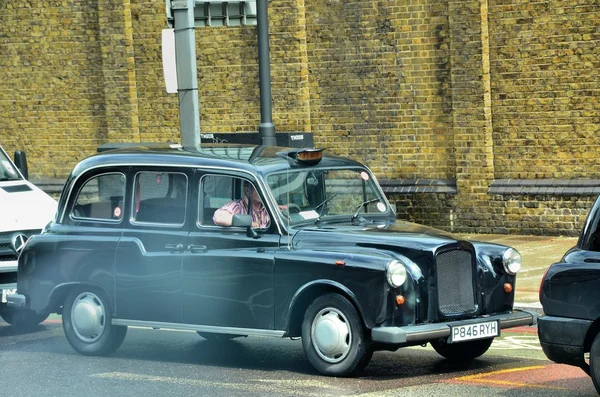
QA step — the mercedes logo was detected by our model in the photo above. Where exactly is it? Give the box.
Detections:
[10,233,28,255]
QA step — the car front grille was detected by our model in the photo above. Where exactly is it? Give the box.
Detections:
[436,249,476,315]
[0,229,42,262]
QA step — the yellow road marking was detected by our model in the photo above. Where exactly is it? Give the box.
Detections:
[454,366,567,390]
[457,365,545,379]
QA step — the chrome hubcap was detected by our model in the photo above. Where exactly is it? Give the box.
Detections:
[311,307,351,363]
[71,292,106,343]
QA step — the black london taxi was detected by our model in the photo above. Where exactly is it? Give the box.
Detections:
[539,193,600,393]
[8,143,534,376]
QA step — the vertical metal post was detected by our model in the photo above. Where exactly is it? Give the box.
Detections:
[256,0,276,146]
[172,0,201,148]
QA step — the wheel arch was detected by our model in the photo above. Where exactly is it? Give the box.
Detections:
[584,317,600,353]
[285,280,366,338]
[46,282,113,315]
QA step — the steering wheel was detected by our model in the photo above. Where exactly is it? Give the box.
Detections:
[286,203,302,214]
[280,203,302,219]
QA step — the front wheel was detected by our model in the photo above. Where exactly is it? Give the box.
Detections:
[301,293,372,377]
[0,310,49,329]
[431,337,494,363]
[62,288,127,356]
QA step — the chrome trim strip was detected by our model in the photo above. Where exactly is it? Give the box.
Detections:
[0,262,17,272]
[111,318,286,338]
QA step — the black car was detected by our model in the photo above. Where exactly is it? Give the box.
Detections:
[539,194,600,392]
[8,143,534,376]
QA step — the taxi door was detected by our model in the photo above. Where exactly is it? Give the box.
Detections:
[182,171,278,330]
[115,169,190,323]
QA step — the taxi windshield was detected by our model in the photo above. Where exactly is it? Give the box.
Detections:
[266,167,391,224]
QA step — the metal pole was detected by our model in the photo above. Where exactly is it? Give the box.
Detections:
[256,0,276,146]
[172,0,201,148]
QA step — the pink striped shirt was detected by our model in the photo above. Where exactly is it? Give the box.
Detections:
[214,197,270,228]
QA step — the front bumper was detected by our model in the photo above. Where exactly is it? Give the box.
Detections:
[1,282,17,307]
[538,314,592,368]
[371,309,536,344]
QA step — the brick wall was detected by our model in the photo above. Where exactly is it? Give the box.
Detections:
[1,0,599,236]
[0,1,106,178]
[489,0,600,180]
[305,0,455,180]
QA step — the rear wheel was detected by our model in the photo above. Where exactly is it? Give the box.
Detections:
[589,333,600,393]
[431,337,494,363]
[301,293,372,376]
[0,310,49,329]
[62,288,127,356]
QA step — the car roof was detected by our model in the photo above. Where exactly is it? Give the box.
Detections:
[68,143,365,180]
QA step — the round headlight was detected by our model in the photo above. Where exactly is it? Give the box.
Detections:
[502,248,521,275]
[386,260,407,288]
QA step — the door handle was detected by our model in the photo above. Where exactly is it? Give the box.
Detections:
[188,244,207,253]
[165,243,185,253]
[584,258,600,263]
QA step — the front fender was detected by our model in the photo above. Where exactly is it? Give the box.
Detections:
[471,242,517,313]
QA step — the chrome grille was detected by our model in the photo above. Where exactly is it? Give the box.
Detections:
[436,249,476,315]
[0,230,42,262]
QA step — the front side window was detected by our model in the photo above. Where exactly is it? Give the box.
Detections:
[200,174,270,229]
[132,171,187,225]
[72,173,126,221]
[266,168,390,225]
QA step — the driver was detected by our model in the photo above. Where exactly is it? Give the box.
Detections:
[213,182,270,228]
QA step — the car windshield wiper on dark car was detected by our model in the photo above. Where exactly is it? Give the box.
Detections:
[314,193,339,224]
[350,198,381,224]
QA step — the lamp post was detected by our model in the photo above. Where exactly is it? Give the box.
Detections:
[256,0,276,146]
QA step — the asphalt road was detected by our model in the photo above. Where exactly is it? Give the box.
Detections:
[0,319,596,397]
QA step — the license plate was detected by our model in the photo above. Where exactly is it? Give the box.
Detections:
[1,289,16,304]
[450,320,499,343]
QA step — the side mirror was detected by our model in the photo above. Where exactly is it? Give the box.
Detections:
[13,150,28,180]
[232,214,252,227]
[232,214,260,239]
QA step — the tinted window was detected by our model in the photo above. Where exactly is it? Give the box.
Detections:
[72,173,126,221]
[132,171,187,225]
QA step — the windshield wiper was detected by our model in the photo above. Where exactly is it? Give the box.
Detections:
[314,193,339,224]
[350,198,381,224]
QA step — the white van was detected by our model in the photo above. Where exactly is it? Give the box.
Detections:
[0,144,57,327]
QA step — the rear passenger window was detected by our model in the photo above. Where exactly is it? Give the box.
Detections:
[132,171,187,225]
[72,173,126,221]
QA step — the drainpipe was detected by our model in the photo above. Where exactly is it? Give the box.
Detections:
[256,0,276,146]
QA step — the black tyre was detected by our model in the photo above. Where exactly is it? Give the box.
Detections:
[62,288,127,356]
[196,332,244,341]
[589,333,600,393]
[431,337,494,363]
[301,293,372,377]
[0,310,49,329]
